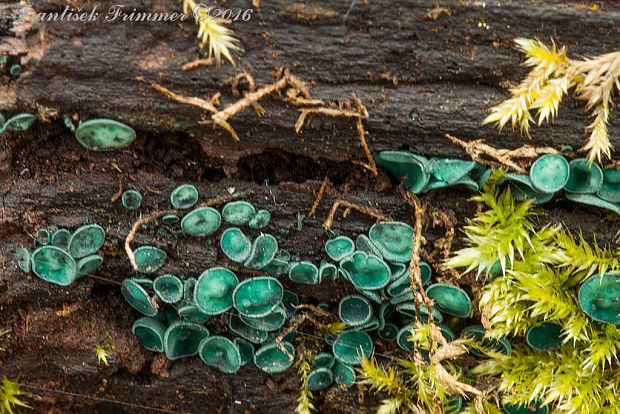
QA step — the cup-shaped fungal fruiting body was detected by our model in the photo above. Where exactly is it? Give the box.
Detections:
[163,320,209,360]
[578,273,620,324]
[51,229,71,250]
[133,246,167,274]
[232,276,283,318]
[426,283,472,318]
[153,274,184,304]
[312,353,335,370]
[228,310,269,344]
[253,341,295,374]
[222,201,256,226]
[340,251,391,291]
[2,113,36,132]
[75,119,136,151]
[198,336,242,374]
[338,295,374,328]
[15,248,31,273]
[170,184,199,209]
[377,323,398,342]
[368,221,414,263]
[529,154,570,193]
[374,151,429,193]
[220,228,252,263]
[332,361,356,387]
[307,367,334,391]
[194,267,239,315]
[76,254,103,277]
[240,305,287,332]
[496,172,554,203]
[288,261,319,285]
[121,278,158,317]
[68,224,105,259]
[525,321,565,351]
[355,234,383,258]
[324,236,355,262]
[121,190,142,210]
[331,331,373,366]
[564,158,603,194]
[181,207,221,237]
[244,234,278,270]
[132,317,166,352]
[31,246,77,286]
[234,337,255,366]
[598,168,620,203]
[248,209,271,229]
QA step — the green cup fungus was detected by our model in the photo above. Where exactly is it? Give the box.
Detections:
[288,261,319,284]
[220,227,252,263]
[76,254,103,276]
[121,278,158,317]
[234,337,255,366]
[461,325,512,358]
[388,289,415,305]
[378,302,394,330]
[2,113,36,132]
[253,341,295,374]
[177,305,209,324]
[229,310,269,344]
[597,168,620,203]
[153,274,184,304]
[387,261,407,282]
[244,234,278,270]
[36,229,50,246]
[332,361,356,387]
[354,316,380,332]
[240,305,287,331]
[526,321,565,351]
[181,207,221,237]
[9,64,22,77]
[428,158,477,184]
[395,303,443,323]
[578,273,620,324]
[377,322,398,341]
[307,368,334,391]
[31,246,77,286]
[15,248,31,273]
[75,119,136,151]
[564,158,603,193]
[426,283,472,318]
[194,267,239,315]
[445,396,464,414]
[318,262,338,283]
[282,289,300,317]
[374,151,429,193]
[133,245,167,274]
[121,190,142,210]
[497,173,553,203]
[529,154,570,193]
[340,251,391,290]
[68,224,105,259]
[163,320,209,360]
[502,401,549,414]
[183,277,197,304]
[360,289,383,304]
[325,236,355,261]
[232,276,283,318]
[565,192,620,216]
[161,214,180,226]
[355,234,383,258]
[198,336,242,374]
[170,184,199,209]
[338,295,374,327]
[437,323,455,342]
[132,317,166,352]
[313,353,335,369]
[51,229,71,249]
[396,324,415,352]
[222,201,256,225]
[332,331,373,366]
[368,222,414,263]
[249,209,271,229]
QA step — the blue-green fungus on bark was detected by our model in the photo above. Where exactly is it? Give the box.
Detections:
[338,294,374,327]
[170,184,199,209]
[9,64,22,77]
[374,151,429,193]
[428,157,478,185]
[15,248,31,273]
[496,173,553,203]
[121,190,142,210]
[153,274,184,304]
[253,341,295,374]
[243,233,278,270]
[194,267,239,315]
[529,154,570,193]
[232,276,283,318]
[181,207,221,237]
[396,324,416,351]
[332,361,356,387]
[503,401,549,414]
[67,224,105,259]
[340,251,391,290]
[177,305,209,324]
[281,289,300,316]
[220,227,252,263]
[377,322,398,341]
[461,325,512,358]
[240,305,287,331]
[51,228,71,249]
[31,245,77,286]
[332,331,373,366]
[313,353,335,369]
[324,236,355,261]
[564,158,603,194]
[307,368,334,391]
[75,119,136,151]
[525,321,565,351]
[222,201,256,225]
[228,310,269,344]
[133,245,167,274]
[161,214,180,226]
[163,320,209,360]
[368,221,414,263]
[355,234,383,258]
[121,278,158,317]
[318,262,338,283]
[36,228,50,245]
[248,209,271,229]
[598,168,620,203]
[132,317,166,352]
[565,192,620,216]
[198,336,242,374]
[1,113,36,132]
[578,273,620,324]
[76,254,103,276]
[426,283,472,318]
[234,337,255,366]
[183,278,197,303]
[288,261,319,284]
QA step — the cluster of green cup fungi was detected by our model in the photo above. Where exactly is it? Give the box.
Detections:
[0,113,37,134]
[375,150,620,215]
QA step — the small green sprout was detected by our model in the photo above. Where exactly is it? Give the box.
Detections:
[0,377,30,414]
[96,344,111,367]
[294,353,316,414]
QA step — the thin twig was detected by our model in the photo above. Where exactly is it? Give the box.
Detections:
[308,177,329,218]
[323,199,392,229]
[182,58,215,70]
[152,82,218,114]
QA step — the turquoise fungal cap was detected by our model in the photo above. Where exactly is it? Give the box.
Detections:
[253,341,295,374]
[232,276,283,318]
[355,234,383,258]
[31,245,77,286]
[324,236,355,261]
[387,261,407,282]
[170,184,199,209]
[9,64,22,77]
[288,261,319,284]
[338,295,374,327]
[244,234,278,270]
[220,227,252,263]
[578,273,620,324]
[498,173,553,203]
[133,245,167,274]
[599,168,620,203]
[340,251,391,290]
[564,158,603,194]
[161,214,180,226]
[222,201,256,226]
[198,336,242,374]
[153,274,184,304]
[121,278,158,316]
[76,254,103,276]
[121,190,142,210]
[181,207,221,237]
[368,221,414,263]
[313,353,335,369]
[332,361,356,387]
[2,113,36,132]
[229,310,269,344]
[194,267,239,315]
[249,209,271,229]
[428,158,477,184]
[374,151,429,193]
[319,262,338,283]
[565,193,620,216]
[15,247,31,273]
[529,154,569,193]
[377,323,398,341]
[177,305,209,324]
[445,396,464,414]
[307,368,334,391]
[36,229,50,245]
[396,323,416,351]
[68,224,105,259]
[426,283,472,318]
[234,337,255,366]
[282,289,300,316]
[163,320,209,360]
[395,303,443,323]
[377,301,394,330]
[526,321,565,351]
[332,331,373,366]
[75,119,136,151]
[503,401,549,414]
[461,325,512,358]
[132,317,166,352]
[240,305,287,331]
[51,229,71,249]
[183,277,197,304]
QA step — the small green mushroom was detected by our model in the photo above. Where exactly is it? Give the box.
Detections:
[313,353,335,369]
[198,336,242,374]
[598,168,620,203]
[2,113,36,132]
[121,190,142,210]
[578,273,620,324]
[318,262,338,283]
[163,320,209,360]
[121,278,158,317]
[183,277,197,304]
[564,158,603,193]
[307,368,334,391]
[396,323,415,352]
[355,234,383,258]
[340,251,391,290]
[332,330,373,366]
[36,229,50,246]
[377,323,398,341]
[220,227,252,263]
[170,184,199,209]
[325,236,355,261]
[9,64,22,77]
[377,302,394,330]
[153,274,184,304]
[234,337,255,366]
[161,214,180,226]
[529,154,569,193]
[177,305,209,324]
[461,325,512,358]
[15,248,31,273]
[395,303,443,323]
[240,305,287,331]
[368,221,414,263]
[133,246,167,274]
[288,261,319,284]
[67,224,105,259]
[243,234,278,270]
[498,173,553,203]
[253,341,295,374]
[565,193,620,216]
[132,317,166,353]
[426,283,472,318]
[194,267,239,315]
[229,310,269,344]
[51,229,71,249]
[332,361,356,387]
[181,207,221,237]
[248,209,271,229]
[222,201,256,225]
[75,119,136,151]
[76,254,103,276]
[338,295,374,327]
[526,321,565,351]
[31,246,77,286]
[428,158,477,184]
[282,289,300,317]
[387,261,407,282]
[232,276,283,318]
[374,151,429,193]
[502,401,549,414]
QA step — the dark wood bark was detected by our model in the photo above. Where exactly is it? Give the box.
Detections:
[1,0,620,412]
